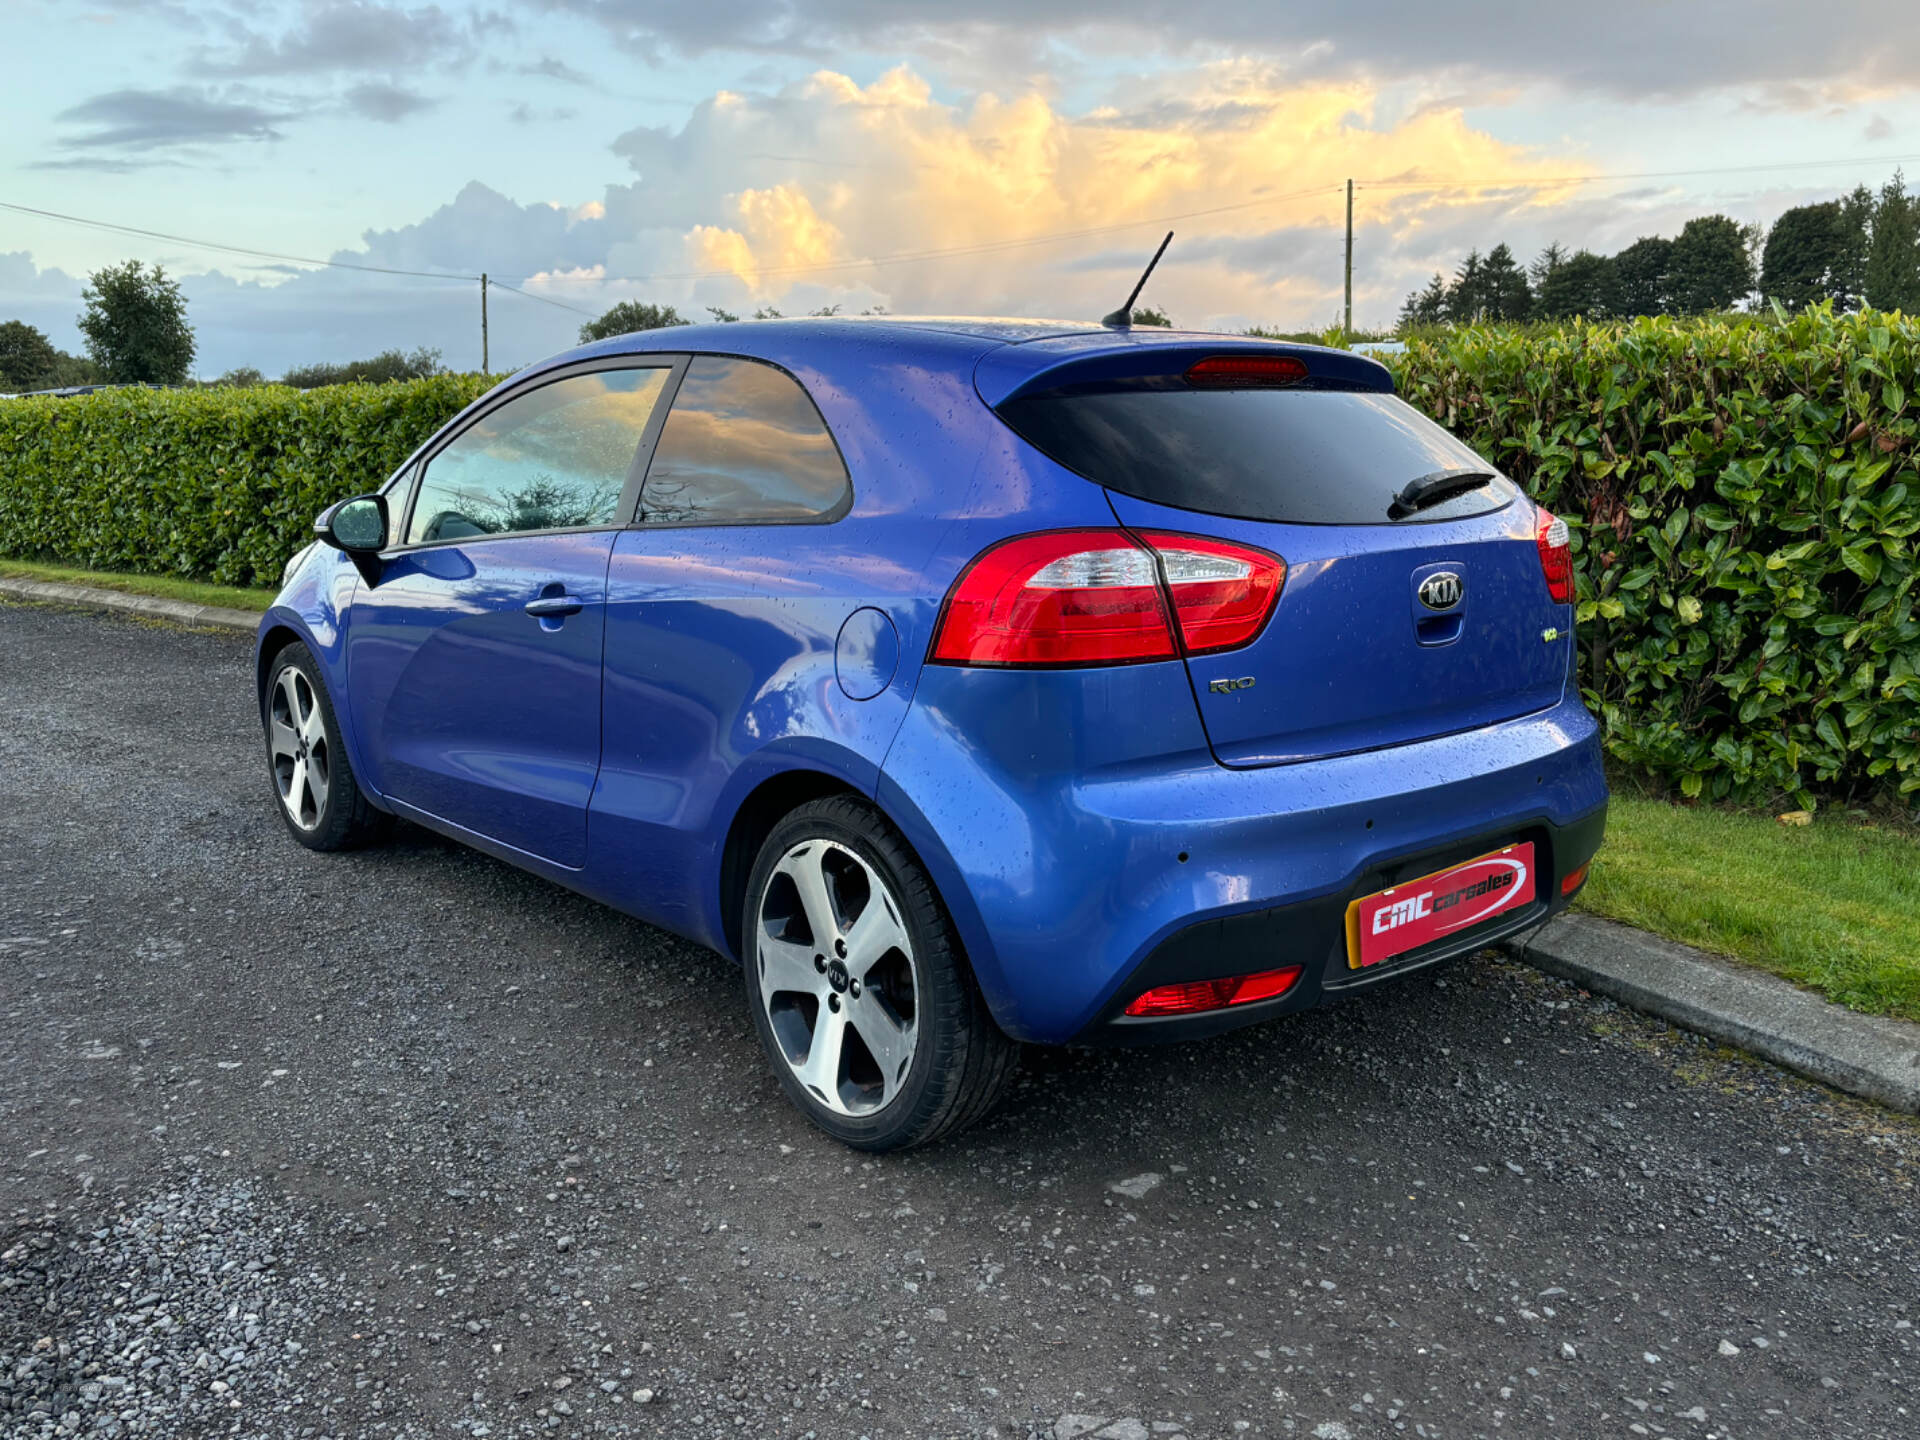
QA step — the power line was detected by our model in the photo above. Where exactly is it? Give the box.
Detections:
[484,150,1920,288]
[13,142,1920,310]
[489,279,597,317]
[2,187,1343,299]
[0,200,480,281]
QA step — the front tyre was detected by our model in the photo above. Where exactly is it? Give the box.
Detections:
[744,796,1018,1151]
[264,641,388,852]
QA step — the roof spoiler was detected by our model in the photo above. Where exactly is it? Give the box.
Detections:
[974,339,1395,409]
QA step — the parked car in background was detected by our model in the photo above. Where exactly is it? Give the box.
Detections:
[257,317,1607,1148]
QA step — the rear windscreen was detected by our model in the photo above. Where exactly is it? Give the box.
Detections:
[996,387,1521,525]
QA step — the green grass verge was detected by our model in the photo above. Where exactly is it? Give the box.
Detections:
[0,558,277,612]
[1578,794,1920,1023]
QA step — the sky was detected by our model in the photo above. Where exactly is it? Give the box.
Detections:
[5,1,1920,377]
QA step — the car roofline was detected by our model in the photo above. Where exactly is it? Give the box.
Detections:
[504,315,1394,399]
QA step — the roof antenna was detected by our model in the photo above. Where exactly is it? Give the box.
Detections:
[1101,231,1173,328]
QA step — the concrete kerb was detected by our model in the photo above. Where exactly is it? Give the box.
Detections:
[0,576,259,633]
[1511,911,1920,1114]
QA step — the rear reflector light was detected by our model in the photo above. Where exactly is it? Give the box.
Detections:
[1560,862,1589,895]
[930,529,1284,667]
[1535,507,1574,604]
[1186,354,1309,387]
[1124,965,1304,1017]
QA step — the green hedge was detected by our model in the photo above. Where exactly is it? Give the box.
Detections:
[1386,307,1920,805]
[0,375,492,587]
[3,319,1916,805]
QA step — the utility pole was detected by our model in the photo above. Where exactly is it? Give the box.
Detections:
[480,272,490,373]
[1343,180,1354,341]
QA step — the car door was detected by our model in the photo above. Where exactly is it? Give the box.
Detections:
[345,358,681,868]
[591,354,888,936]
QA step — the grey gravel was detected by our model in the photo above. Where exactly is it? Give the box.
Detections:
[3,600,1918,1438]
[2,1176,350,1437]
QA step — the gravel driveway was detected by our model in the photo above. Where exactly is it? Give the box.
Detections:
[2,601,1915,1440]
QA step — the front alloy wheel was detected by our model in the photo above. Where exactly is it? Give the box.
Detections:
[262,641,388,852]
[743,796,1019,1150]
[269,665,331,831]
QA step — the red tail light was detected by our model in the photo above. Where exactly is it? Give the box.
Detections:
[1124,964,1304,1017]
[1138,531,1286,654]
[1560,862,1589,895]
[1535,507,1574,604]
[928,530,1177,666]
[929,529,1285,667]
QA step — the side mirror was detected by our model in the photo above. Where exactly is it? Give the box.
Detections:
[316,493,388,553]
[314,493,389,584]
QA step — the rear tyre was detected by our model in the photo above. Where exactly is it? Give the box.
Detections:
[743,796,1019,1150]
[264,641,388,852]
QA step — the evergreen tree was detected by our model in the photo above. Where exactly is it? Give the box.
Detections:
[1835,185,1875,308]
[1446,249,1487,320]
[1397,273,1448,331]
[1668,215,1754,314]
[1608,236,1674,317]
[1480,243,1533,320]
[1865,171,1920,313]
[1535,251,1613,319]
[1529,242,1568,289]
[1760,202,1847,309]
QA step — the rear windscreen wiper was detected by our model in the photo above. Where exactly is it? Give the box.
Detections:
[1388,468,1493,519]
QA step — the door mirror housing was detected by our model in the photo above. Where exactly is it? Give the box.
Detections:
[317,493,388,553]
[315,493,389,584]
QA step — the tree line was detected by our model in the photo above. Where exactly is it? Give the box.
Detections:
[0,260,196,393]
[1399,172,1920,329]
[0,258,455,393]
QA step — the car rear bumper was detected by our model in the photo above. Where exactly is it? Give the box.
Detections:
[1075,801,1605,1044]
[877,665,1609,1046]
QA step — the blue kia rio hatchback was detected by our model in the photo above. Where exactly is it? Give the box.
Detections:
[258,317,1607,1149]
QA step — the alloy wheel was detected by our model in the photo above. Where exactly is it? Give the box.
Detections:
[755,838,919,1116]
[268,667,331,831]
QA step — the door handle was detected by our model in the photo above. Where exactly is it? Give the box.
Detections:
[525,594,585,618]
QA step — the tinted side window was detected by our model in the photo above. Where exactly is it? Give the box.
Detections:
[640,357,849,525]
[996,388,1519,525]
[407,367,671,545]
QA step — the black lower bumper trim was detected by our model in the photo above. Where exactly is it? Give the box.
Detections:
[1076,801,1608,1046]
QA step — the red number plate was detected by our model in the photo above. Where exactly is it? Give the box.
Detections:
[1346,842,1537,969]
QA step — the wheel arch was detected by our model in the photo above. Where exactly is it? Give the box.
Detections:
[717,768,866,963]
[711,762,1010,1038]
[255,622,305,721]
[253,605,385,816]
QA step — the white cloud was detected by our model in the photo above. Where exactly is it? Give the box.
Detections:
[1,62,1867,373]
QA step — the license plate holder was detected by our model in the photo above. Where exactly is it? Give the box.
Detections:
[1345,842,1537,970]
